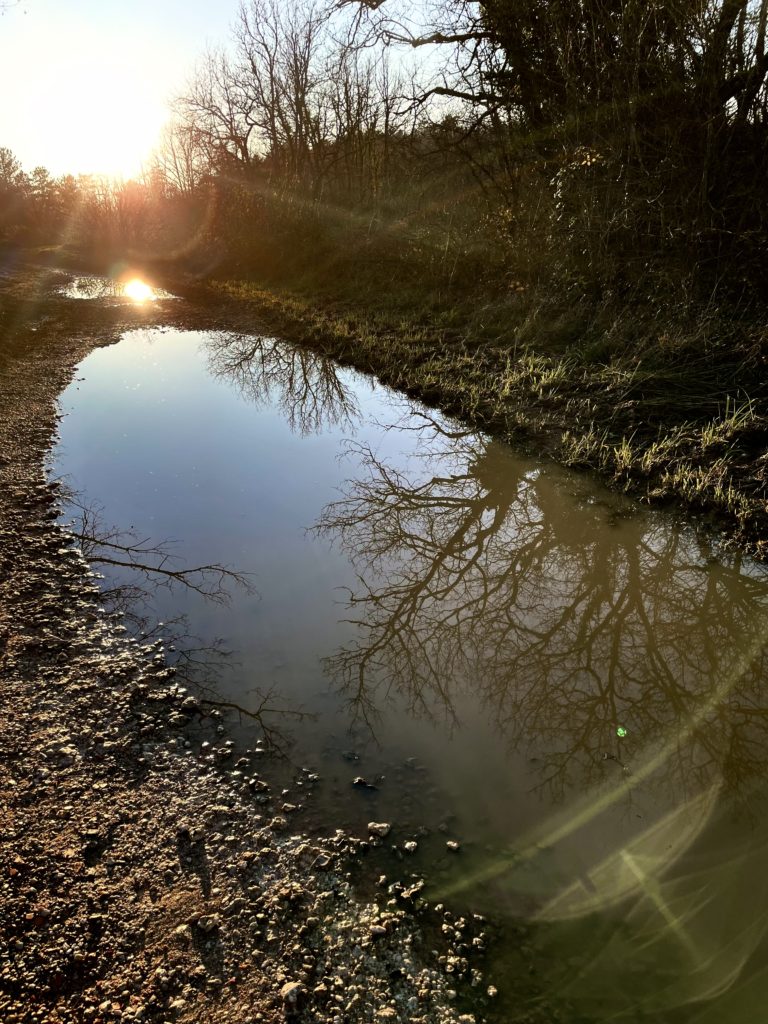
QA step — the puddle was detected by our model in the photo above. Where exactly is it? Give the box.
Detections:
[53,326,768,1022]
[61,275,176,301]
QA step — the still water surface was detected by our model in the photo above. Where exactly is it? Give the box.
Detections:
[55,326,768,1022]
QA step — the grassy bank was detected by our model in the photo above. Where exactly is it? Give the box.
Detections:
[185,265,768,559]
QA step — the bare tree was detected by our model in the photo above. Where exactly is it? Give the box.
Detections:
[152,120,211,196]
[323,34,409,198]
[176,47,260,172]
[171,0,415,201]
[234,0,330,183]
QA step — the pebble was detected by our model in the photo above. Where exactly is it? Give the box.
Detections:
[196,914,221,934]
[352,776,378,790]
[368,822,391,837]
[280,980,306,1008]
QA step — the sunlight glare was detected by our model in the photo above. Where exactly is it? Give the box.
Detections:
[124,279,153,302]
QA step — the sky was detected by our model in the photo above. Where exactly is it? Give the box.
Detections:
[0,0,237,178]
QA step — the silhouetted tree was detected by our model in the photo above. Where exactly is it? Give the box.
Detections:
[336,0,768,292]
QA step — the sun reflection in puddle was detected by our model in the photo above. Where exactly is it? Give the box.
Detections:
[123,278,154,302]
[62,276,176,302]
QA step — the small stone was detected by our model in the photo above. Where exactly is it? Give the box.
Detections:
[403,841,418,854]
[196,914,221,934]
[446,840,461,851]
[352,777,377,790]
[368,822,391,838]
[487,985,498,997]
[280,981,306,1009]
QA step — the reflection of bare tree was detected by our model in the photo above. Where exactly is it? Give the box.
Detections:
[69,496,254,603]
[198,688,316,758]
[63,493,306,752]
[62,492,251,687]
[205,332,359,435]
[314,413,768,800]
[64,276,125,299]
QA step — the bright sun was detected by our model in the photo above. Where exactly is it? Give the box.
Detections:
[0,11,176,180]
[42,59,167,178]
[123,279,154,302]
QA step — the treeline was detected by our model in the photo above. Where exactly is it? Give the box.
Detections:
[4,0,768,310]
[0,147,189,252]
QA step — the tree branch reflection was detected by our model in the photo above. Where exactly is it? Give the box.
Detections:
[62,488,305,753]
[205,331,359,435]
[314,413,768,800]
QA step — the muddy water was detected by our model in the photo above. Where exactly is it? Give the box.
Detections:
[54,325,768,1022]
